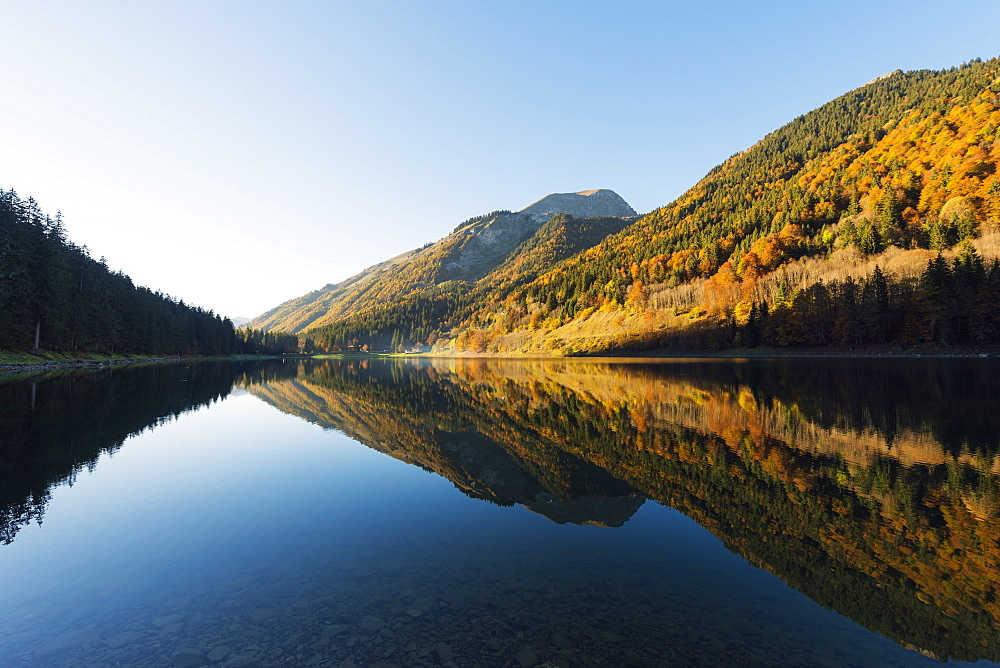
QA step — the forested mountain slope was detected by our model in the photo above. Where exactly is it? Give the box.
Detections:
[248,249,420,334]
[267,56,1000,354]
[0,190,236,355]
[439,60,1000,352]
[249,189,636,336]
[434,57,1000,353]
[305,213,632,351]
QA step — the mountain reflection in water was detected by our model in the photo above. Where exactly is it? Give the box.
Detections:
[0,357,998,666]
[249,357,1000,663]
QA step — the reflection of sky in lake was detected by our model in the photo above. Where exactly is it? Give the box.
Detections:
[0,372,989,666]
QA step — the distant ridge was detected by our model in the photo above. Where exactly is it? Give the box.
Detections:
[519,189,637,217]
[248,189,636,333]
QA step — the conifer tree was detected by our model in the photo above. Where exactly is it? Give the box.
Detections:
[876,188,904,247]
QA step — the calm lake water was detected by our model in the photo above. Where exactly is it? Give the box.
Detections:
[1,357,999,667]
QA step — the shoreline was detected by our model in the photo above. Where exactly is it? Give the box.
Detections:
[0,354,288,377]
[574,346,1000,360]
[414,343,1000,360]
[4,346,997,376]
[0,357,181,377]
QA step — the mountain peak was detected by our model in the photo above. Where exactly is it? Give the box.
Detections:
[519,189,636,218]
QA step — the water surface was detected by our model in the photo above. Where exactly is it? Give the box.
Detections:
[0,358,998,667]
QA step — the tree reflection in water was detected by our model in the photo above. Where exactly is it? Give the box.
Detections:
[2,357,999,662]
[250,357,1000,662]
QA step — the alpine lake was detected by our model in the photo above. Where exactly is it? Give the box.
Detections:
[1,356,999,668]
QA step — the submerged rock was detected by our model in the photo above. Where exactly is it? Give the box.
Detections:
[359,615,385,631]
[516,645,539,668]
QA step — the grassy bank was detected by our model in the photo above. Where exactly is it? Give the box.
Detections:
[0,351,250,377]
[0,350,184,365]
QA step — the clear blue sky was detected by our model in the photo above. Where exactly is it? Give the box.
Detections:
[1,1,998,319]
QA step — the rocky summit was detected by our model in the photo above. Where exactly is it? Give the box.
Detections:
[519,189,636,218]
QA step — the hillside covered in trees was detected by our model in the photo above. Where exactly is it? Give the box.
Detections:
[0,190,238,355]
[253,56,1000,355]
[248,189,636,337]
[305,212,634,352]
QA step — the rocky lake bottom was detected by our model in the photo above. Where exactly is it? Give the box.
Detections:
[0,500,946,668]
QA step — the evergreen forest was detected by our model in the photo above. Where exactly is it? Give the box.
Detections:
[0,191,306,356]
[0,190,236,355]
